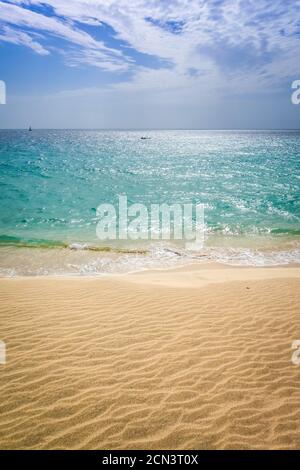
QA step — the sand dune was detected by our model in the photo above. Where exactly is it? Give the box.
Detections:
[0,266,300,449]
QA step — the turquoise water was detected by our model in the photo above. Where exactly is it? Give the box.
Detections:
[0,129,299,275]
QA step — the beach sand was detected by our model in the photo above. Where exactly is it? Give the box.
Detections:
[0,265,300,450]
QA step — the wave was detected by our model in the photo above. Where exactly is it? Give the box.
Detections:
[0,236,299,277]
[205,225,300,236]
[0,235,68,249]
[0,235,147,254]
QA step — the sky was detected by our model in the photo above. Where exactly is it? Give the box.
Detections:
[0,0,299,129]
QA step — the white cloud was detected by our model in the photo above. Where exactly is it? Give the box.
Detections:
[0,24,49,54]
[0,0,299,94]
[0,0,130,71]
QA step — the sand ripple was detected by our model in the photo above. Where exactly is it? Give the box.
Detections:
[0,270,300,449]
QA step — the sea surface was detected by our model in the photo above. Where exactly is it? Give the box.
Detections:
[0,129,299,276]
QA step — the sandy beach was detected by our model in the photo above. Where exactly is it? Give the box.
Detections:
[0,265,299,450]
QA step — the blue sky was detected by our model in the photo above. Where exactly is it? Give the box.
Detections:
[0,0,299,128]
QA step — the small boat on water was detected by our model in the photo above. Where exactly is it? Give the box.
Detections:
[29,126,32,131]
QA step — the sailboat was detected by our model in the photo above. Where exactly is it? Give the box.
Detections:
[29,125,32,131]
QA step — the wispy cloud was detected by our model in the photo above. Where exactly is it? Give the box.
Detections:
[0,0,131,71]
[0,0,299,90]
[0,24,49,54]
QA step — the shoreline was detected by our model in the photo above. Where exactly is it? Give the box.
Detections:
[0,261,300,281]
[0,242,299,277]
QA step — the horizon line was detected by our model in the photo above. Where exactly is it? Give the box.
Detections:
[1,128,300,132]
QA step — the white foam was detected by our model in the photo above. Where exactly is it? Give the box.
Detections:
[0,242,299,277]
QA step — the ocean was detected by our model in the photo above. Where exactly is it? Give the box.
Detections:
[0,129,299,275]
